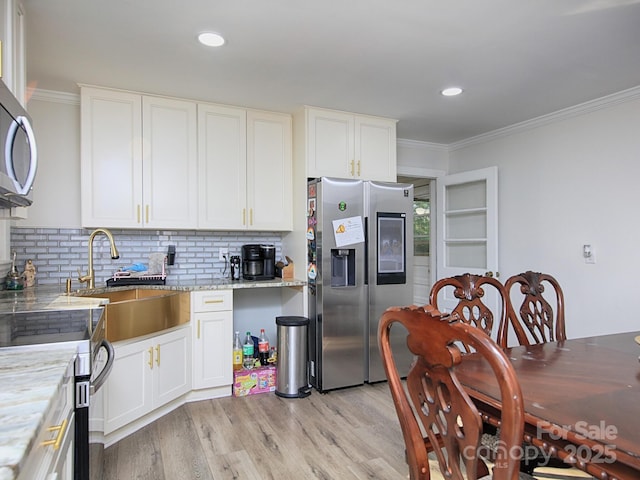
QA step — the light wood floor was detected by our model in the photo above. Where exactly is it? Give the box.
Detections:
[102,382,594,480]
[103,382,411,479]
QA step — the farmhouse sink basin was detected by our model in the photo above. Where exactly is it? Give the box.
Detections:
[79,289,190,342]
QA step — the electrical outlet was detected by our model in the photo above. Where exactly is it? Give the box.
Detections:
[584,244,596,264]
[219,247,229,261]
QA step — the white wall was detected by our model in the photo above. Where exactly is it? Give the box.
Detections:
[448,93,640,338]
[22,92,82,228]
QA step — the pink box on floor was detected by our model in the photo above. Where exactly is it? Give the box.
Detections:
[233,365,277,397]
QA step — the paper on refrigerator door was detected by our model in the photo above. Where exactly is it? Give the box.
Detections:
[332,216,365,247]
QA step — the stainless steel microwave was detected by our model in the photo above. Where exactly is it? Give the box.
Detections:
[0,80,37,207]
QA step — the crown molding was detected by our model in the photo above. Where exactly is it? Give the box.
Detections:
[397,137,449,151]
[449,85,640,151]
[28,89,79,105]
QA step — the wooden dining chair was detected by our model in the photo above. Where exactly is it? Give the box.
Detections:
[505,271,566,346]
[378,304,531,480]
[429,273,511,348]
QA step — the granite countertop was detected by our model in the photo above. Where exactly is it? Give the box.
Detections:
[0,285,107,314]
[0,344,77,480]
[81,277,307,294]
[0,278,306,314]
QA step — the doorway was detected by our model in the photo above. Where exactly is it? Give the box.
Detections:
[398,175,431,304]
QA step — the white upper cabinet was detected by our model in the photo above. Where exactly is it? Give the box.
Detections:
[247,110,292,231]
[355,114,398,181]
[197,103,247,229]
[82,86,292,231]
[198,104,292,231]
[1,0,26,104]
[81,87,143,228]
[81,86,198,228]
[306,108,354,179]
[142,95,198,228]
[304,106,397,182]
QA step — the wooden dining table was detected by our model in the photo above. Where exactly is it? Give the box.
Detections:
[454,331,640,480]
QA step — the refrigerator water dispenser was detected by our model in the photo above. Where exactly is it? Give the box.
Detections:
[331,249,355,287]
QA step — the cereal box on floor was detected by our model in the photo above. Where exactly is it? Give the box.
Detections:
[233,365,277,396]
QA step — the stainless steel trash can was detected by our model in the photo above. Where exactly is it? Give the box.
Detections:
[275,316,311,398]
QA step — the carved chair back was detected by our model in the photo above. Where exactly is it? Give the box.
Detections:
[505,271,566,346]
[429,273,510,348]
[378,305,525,480]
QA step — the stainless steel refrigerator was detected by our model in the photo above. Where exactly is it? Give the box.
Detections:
[307,177,414,392]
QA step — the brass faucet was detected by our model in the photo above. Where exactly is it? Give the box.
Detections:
[78,228,120,289]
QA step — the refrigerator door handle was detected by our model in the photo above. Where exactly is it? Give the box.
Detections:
[364,216,369,285]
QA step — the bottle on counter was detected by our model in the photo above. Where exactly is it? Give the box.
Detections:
[233,331,243,371]
[242,331,254,369]
[258,329,270,366]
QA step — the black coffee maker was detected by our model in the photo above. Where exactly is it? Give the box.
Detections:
[242,244,276,280]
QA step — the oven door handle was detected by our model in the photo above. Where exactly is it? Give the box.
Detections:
[90,339,115,395]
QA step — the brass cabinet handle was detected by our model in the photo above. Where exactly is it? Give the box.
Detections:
[204,299,224,304]
[242,208,246,225]
[350,160,355,176]
[137,205,141,224]
[41,418,68,450]
[197,319,201,339]
[145,205,149,224]
[148,346,154,369]
[357,160,361,177]
[485,271,494,278]
[155,345,160,367]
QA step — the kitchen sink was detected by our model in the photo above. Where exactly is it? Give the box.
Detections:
[78,289,190,342]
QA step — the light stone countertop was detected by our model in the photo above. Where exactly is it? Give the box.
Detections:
[0,344,77,480]
[80,276,307,294]
[0,285,107,314]
[0,278,306,479]
[0,278,306,313]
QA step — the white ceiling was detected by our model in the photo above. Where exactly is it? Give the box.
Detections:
[24,0,640,144]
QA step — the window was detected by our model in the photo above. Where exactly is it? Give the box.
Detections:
[414,199,430,256]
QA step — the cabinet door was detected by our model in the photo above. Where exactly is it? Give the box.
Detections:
[247,110,293,231]
[153,327,192,406]
[306,108,354,179]
[192,310,233,389]
[142,96,198,228]
[2,0,26,103]
[197,103,247,229]
[81,87,143,228]
[355,115,397,182]
[103,338,152,435]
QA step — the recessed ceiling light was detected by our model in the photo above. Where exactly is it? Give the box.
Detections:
[441,87,463,96]
[198,32,225,47]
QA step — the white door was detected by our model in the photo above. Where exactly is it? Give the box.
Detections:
[434,166,498,312]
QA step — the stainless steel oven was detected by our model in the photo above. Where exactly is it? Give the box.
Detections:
[0,306,114,480]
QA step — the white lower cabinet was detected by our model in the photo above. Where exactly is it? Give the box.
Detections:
[191,290,233,391]
[18,360,75,480]
[103,326,191,435]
